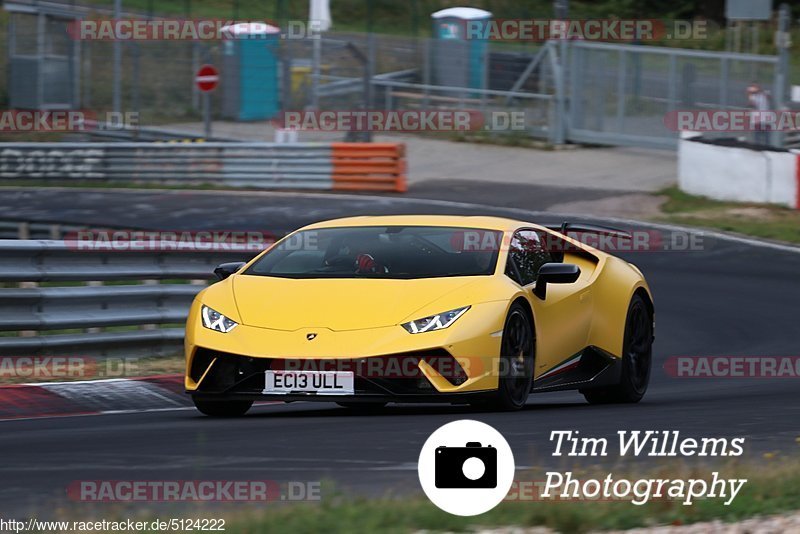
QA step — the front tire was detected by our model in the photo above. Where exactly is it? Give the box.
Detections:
[583,294,653,404]
[192,397,253,417]
[474,303,535,412]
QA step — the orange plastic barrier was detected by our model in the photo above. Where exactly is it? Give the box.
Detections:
[331,143,407,193]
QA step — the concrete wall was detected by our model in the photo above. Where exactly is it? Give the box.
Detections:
[678,137,799,209]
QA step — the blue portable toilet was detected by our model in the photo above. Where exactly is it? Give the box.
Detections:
[431,7,492,91]
[221,22,281,121]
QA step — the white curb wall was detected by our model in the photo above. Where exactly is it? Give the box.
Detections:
[678,137,799,209]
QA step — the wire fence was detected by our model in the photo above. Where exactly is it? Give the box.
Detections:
[569,42,781,149]
[0,4,793,149]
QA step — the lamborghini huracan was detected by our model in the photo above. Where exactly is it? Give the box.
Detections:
[185,215,654,416]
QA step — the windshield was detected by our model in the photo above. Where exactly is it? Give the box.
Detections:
[245,226,502,279]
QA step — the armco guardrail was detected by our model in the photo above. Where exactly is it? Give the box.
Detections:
[331,142,406,192]
[0,142,407,192]
[78,120,236,143]
[0,240,259,358]
[0,220,86,239]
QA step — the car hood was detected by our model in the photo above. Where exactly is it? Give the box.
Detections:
[231,274,478,331]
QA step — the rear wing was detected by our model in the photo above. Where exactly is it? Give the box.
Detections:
[542,222,632,262]
[544,222,632,240]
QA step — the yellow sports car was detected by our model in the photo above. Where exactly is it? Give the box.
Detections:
[185,215,654,416]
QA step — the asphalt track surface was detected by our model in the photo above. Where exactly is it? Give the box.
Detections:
[1,185,799,517]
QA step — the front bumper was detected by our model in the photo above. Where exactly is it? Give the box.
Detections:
[190,392,492,404]
[184,301,510,397]
[186,348,496,402]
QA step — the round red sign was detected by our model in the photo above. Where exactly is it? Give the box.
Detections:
[195,64,219,92]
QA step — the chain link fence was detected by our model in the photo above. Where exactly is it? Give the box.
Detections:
[82,39,221,124]
[569,42,780,149]
[0,4,792,148]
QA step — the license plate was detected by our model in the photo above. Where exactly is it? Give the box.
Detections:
[264,370,355,395]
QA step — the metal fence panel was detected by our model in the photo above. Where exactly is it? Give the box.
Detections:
[568,41,779,149]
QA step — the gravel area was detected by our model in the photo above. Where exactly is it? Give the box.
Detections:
[466,511,800,534]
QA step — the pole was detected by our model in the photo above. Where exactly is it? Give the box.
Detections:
[112,0,121,114]
[345,42,371,142]
[553,0,569,145]
[773,3,791,148]
[132,42,140,138]
[36,13,45,108]
[276,0,285,27]
[554,0,569,19]
[411,0,418,37]
[366,34,375,142]
[203,91,211,139]
[311,33,321,110]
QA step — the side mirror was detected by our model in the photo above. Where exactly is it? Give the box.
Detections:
[214,262,246,281]
[533,263,581,300]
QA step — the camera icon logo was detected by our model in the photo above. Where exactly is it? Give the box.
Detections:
[418,420,515,516]
[435,442,497,489]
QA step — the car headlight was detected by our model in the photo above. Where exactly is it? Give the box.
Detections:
[401,306,470,334]
[201,305,238,333]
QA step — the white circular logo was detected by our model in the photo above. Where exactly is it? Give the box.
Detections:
[417,419,515,516]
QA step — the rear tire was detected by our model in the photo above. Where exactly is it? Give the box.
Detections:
[583,294,653,404]
[192,397,253,417]
[472,303,535,412]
